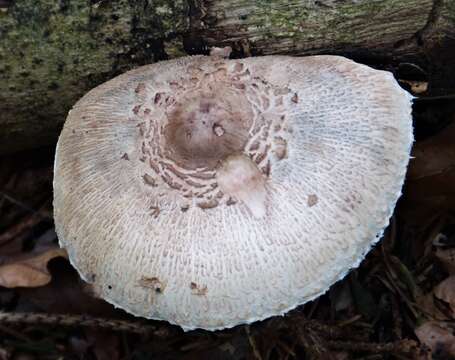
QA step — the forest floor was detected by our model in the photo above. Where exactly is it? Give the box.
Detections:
[0,53,454,360]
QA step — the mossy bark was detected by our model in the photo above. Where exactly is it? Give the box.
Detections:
[0,0,453,153]
[0,0,188,153]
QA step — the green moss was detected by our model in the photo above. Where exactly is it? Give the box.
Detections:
[0,0,188,152]
[445,0,455,24]
[164,36,188,58]
[243,0,431,49]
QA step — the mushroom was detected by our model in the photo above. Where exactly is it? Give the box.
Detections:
[53,54,413,330]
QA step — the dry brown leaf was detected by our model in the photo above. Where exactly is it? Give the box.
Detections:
[400,120,455,224]
[436,247,455,275]
[16,263,118,317]
[434,276,455,316]
[399,80,428,94]
[408,120,455,180]
[416,293,448,321]
[415,321,455,358]
[0,248,67,288]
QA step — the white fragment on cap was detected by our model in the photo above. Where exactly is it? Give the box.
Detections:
[209,46,232,58]
[53,54,413,331]
[216,154,268,219]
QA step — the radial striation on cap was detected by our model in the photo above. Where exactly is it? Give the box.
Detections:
[53,55,413,330]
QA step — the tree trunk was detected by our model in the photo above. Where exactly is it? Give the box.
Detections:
[0,0,453,154]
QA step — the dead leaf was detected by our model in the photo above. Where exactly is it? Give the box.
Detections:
[434,276,455,316]
[436,247,455,275]
[400,120,455,224]
[416,293,449,321]
[16,255,121,318]
[0,248,67,288]
[399,79,428,94]
[415,321,455,358]
[408,121,455,181]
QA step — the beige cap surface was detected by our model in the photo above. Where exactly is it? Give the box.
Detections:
[53,55,413,330]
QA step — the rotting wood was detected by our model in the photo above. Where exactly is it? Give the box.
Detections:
[0,0,454,154]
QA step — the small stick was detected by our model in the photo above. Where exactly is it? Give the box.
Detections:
[0,323,33,342]
[0,213,44,246]
[326,339,419,355]
[0,199,52,246]
[413,94,455,101]
[336,314,362,327]
[0,192,51,217]
[245,325,263,360]
[0,312,172,337]
[297,318,347,340]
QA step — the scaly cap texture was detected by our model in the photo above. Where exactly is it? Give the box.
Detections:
[53,55,413,330]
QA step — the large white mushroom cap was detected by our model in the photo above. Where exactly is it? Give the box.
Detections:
[53,55,413,331]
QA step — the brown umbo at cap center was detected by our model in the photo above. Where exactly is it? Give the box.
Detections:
[164,89,253,170]
[54,54,413,330]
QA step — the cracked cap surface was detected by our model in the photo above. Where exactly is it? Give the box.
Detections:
[53,55,413,330]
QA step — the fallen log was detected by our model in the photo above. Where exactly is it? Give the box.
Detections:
[0,0,453,153]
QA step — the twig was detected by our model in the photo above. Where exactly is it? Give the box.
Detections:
[245,325,263,360]
[336,314,362,327]
[0,312,172,337]
[413,94,455,101]
[326,339,419,355]
[292,316,372,344]
[0,324,33,343]
[276,340,296,358]
[297,318,346,340]
[306,328,329,357]
[306,298,319,319]
[0,213,45,247]
[0,198,53,249]
[381,230,420,319]
[0,192,50,216]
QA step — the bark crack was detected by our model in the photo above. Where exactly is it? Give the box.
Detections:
[183,0,209,54]
[395,0,444,49]
[416,0,444,44]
